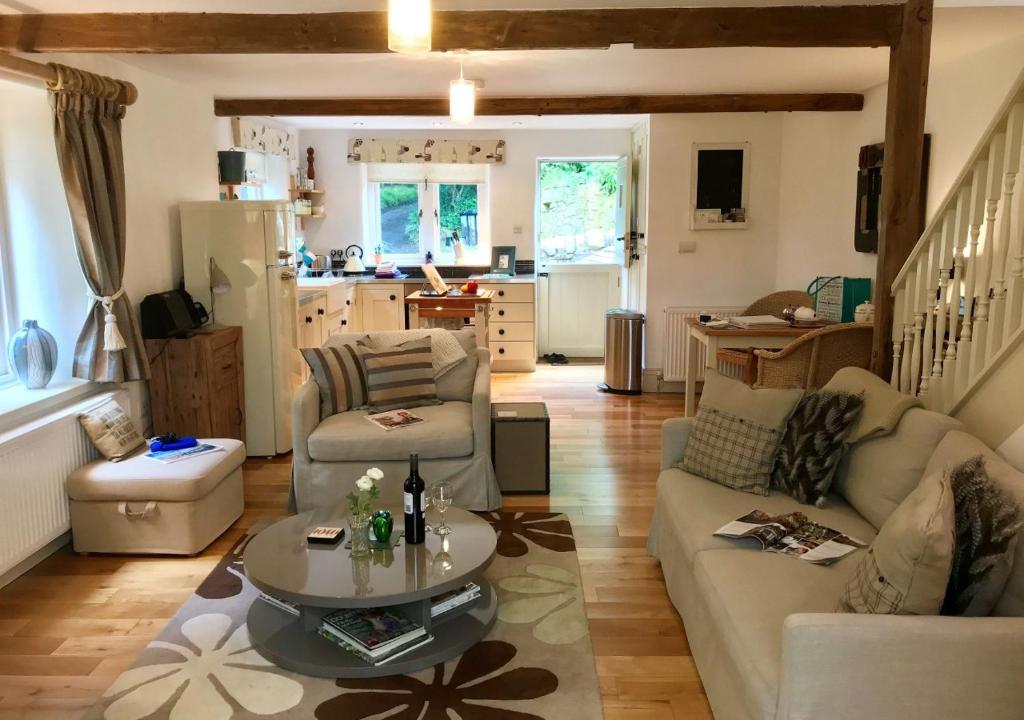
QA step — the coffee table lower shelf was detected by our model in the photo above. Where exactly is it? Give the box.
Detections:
[246,580,497,679]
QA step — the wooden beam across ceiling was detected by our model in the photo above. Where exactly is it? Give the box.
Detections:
[0,6,902,54]
[214,93,865,117]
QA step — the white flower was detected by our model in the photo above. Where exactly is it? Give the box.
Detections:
[366,467,384,481]
[356,476,374,492]
[102,612,303,720]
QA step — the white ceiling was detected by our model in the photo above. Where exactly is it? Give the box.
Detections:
[3,3,1023,130]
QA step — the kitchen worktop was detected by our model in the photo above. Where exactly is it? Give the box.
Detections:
[297,273,535,289]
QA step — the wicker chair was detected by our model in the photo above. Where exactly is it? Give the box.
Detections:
[715,290,817,383]
[753,323,874,390]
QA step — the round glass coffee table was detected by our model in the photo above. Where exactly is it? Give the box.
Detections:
[244,505,497,678]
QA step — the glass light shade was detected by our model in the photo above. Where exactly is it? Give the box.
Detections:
[449,77,476,125]
[388,0,432,53]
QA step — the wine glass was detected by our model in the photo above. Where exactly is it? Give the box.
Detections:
[430,481,454,536]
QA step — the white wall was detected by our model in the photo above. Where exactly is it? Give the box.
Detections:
[0,56,219,382]
[644,113,784,368]
[774,33,1024,296]
[297,128,631,262]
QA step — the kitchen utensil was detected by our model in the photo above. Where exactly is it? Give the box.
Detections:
[343,244,366,275]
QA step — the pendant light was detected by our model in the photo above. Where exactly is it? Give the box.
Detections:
[449,58,476,125]
[388,0,431,53]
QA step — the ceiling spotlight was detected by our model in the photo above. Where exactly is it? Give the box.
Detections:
[388,0,432,53]
[449,57,475,125]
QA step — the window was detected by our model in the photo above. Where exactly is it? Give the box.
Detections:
[537,160,622,263]
[366,165,489,264]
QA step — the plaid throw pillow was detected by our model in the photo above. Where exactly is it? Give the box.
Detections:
[679,407,782,496]
[301,343,368,420]
[361,337,441,412]
[838,470,955,615]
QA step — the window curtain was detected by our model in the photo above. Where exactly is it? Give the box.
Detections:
[46,64,149,382]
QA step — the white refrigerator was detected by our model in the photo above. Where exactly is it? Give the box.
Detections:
[180,201,299,456]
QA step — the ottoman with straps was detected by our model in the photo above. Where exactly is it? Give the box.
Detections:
[66,439,245,555]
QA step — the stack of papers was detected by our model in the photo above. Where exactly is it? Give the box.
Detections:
[729,315,790,329]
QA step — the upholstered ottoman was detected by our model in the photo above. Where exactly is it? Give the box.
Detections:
[66,439,245,555]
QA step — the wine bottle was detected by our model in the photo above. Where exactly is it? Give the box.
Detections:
[404,453,426,544]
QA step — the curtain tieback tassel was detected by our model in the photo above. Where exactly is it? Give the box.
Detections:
[92,288,127,352]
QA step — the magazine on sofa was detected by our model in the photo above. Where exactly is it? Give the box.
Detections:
[365,409,425,431]
[714,510,865,565]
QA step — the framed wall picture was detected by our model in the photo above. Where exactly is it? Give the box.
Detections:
[691,142,750,230]
[490,246,517,276]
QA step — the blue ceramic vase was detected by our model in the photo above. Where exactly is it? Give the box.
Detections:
[8,320,57,389]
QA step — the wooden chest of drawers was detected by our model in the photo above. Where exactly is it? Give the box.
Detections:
[145,325,245,442]
[480,282,536,372]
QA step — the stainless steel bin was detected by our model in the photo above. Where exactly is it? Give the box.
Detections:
[599,309,644,395]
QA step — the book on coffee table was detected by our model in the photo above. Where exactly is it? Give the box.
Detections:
[317,627,434,666]
[321,607,426,654]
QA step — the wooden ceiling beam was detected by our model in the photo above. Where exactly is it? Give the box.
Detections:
[214,94,865,117]
[0,6,902,54]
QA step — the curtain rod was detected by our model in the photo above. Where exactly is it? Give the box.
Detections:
[0,52,137,105]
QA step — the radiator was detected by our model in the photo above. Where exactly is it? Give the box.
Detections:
[0,391,115,581]
[663,306,743,382]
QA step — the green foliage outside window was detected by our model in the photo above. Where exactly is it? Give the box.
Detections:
[538,161,618,258]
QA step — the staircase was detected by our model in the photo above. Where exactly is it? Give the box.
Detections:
[890,67,1024,415]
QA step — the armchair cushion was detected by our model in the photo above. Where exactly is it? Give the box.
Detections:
[308,401,474,462]
[300,343,368,420]
[361,336,441,411]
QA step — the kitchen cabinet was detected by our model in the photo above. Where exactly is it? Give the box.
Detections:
[358,283,405,332]
[324,282,357,337]
[297,293,326,350]
[479,281,536,372]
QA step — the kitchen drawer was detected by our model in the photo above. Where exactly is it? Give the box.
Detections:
[491,302,534,323]
[489,341,536,371]
[489,322,534,342]
[478,283,534,303]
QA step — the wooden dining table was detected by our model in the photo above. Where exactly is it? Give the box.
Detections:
[684,317,818,417]
[405,289,494,349]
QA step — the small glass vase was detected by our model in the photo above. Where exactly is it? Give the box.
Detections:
[349,512,371,558]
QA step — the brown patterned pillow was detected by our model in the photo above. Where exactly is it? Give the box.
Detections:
[301,342,368,420]
[78,398,144,462]
[360,337,441,412]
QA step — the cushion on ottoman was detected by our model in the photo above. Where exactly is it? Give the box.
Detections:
[66,439,245,555]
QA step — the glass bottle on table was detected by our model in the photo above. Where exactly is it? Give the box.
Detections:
[404,453,426,545]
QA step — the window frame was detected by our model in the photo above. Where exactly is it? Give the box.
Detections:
[364,164,490,265]
[0,184,16,386]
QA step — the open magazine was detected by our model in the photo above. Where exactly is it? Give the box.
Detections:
[714,510,865,565]
[365,409,425,432]
[144,442,224,464]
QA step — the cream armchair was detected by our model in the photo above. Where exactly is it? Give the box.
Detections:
[291,329,501,512]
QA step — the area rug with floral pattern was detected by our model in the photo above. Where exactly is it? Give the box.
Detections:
[85,511,602,720]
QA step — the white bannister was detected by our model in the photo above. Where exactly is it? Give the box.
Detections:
[891,67,1024,415]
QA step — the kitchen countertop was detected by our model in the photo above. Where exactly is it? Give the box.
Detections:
[296,273,536,295]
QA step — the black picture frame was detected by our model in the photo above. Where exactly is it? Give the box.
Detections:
[490,246,517,276]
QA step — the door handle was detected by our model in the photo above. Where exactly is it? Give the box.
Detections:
[317,308,325,315]
[498,309,505,317]
[305,316,313,324]
[498,290,505,297]
[498,347,505,355]
[341,319,348,326]
[281,272,296,280]
[499,328,505,336]
[389,294,397,301]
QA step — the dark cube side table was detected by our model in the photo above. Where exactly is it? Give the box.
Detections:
[491,402,550,495]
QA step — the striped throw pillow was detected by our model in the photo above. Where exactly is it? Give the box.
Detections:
[361,337,441,412]
[300,343,368,420]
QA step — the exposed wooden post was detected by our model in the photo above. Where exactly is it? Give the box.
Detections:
[872,0,933,378]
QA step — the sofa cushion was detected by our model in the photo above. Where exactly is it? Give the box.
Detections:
[924,431,1024,617]
[822,366,922,443]
[772,391,864,507]
[66,439,246,502]
[301,342,368,419]
[361,337,441,411]
[77,397,145,461]
[308,401,474,462]
[839,470,955,615]
[680,374,804,496]
[655,468,878,563]
[435,332,479,403]
[943,456,1023,616]
[692,549,854,720]
[834,407,962,530]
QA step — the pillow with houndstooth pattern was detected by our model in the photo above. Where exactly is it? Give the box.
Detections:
[839,470,955,615]
[679,374,804,495]
[772,391,864,507]
[942,455,1023,616]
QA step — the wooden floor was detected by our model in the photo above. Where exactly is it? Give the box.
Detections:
[0,364,711,720]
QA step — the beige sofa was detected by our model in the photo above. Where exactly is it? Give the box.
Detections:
[648,407,1024,720]
[292,329,501,512]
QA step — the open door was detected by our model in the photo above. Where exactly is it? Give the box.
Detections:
[615,155,632,268]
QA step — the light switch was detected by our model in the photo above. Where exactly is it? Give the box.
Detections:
[678,240,697,254]
[512,225,524,235]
